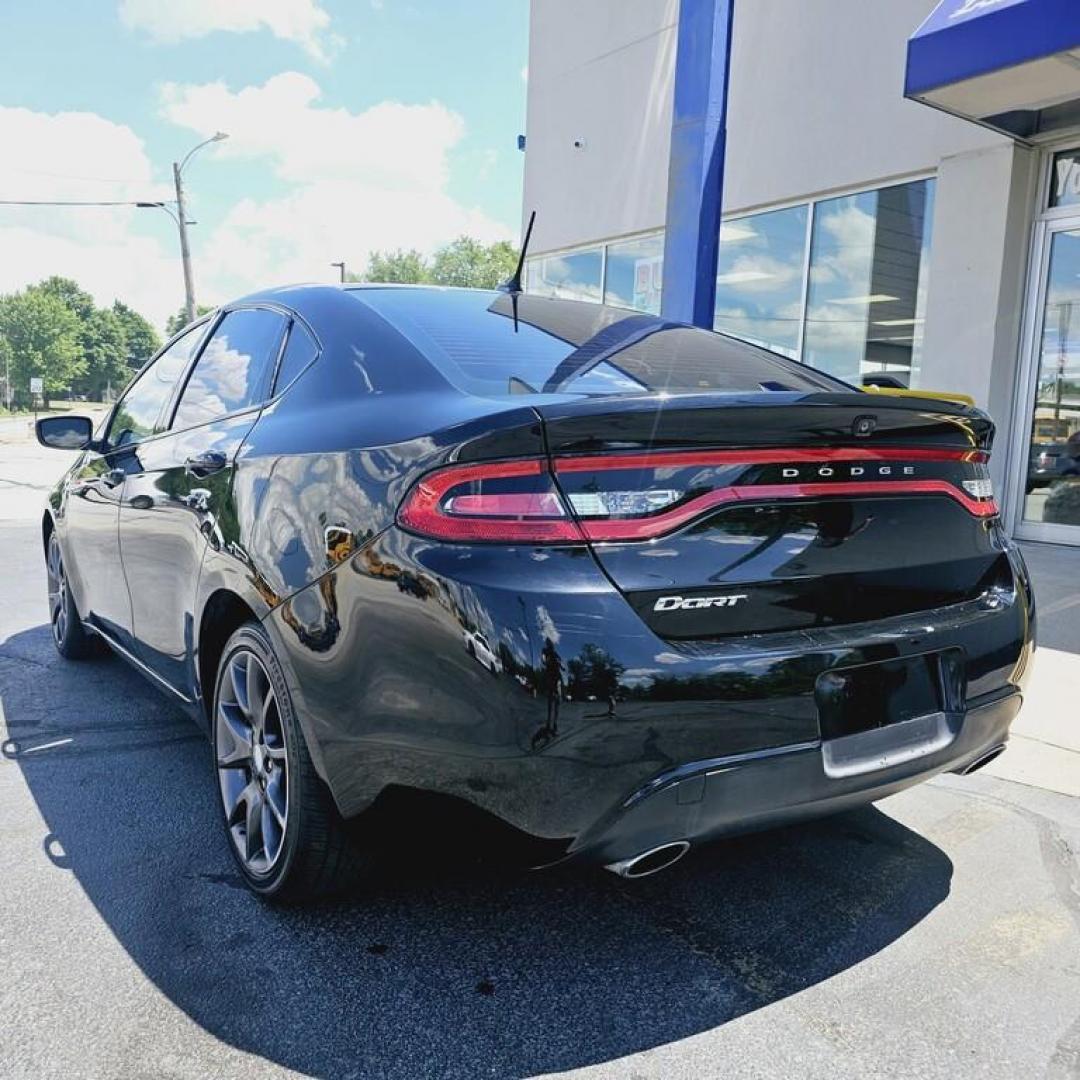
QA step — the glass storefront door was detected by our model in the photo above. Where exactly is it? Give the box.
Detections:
[1020,223,1080,537]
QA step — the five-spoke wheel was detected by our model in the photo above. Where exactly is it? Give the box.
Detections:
[45,530,101,659]
[212,623,361,900]
[216,648,290,875]
[46,531,69,648]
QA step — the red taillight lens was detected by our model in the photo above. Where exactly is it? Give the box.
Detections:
[398,448,997,545]
[553,448,997,540]
[397,458,583,543]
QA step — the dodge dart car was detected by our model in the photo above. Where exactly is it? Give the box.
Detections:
[37,284,1034,900]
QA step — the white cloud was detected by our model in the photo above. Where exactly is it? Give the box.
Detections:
[118,0,340,61]
[0,105,179,327]
[159,73,512,297]
[0,74,513,334]
[161,73,463,190]
[536,605,560,645]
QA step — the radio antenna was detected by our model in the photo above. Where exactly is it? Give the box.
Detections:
[498,210,536,332]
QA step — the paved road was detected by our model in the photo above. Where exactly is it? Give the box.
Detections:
[1,440,1079,1079]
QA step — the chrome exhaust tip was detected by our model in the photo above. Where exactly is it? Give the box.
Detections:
[605,840,690,880]
[957,743,1006,776]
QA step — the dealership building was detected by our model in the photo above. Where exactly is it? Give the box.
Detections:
[521,0,1080,547]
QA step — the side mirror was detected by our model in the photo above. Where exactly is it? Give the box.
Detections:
[36,415,94,450]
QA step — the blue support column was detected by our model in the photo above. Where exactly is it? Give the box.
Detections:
[660,0,735,328]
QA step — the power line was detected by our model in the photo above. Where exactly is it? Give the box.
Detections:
[0,198,169,206]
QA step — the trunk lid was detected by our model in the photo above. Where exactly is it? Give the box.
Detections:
[537,392,1005,641]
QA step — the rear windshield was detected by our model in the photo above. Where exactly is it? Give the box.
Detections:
[352,287,847,397]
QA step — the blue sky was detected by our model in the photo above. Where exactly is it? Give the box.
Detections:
[0,1,529,328]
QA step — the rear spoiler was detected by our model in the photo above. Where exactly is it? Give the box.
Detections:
[863,385,975,408]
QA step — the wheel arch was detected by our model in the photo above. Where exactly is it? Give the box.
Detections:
[41,509,55,554]
[196,589,260,725]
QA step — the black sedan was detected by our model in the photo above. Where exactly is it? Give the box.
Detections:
[38,285,1034,900]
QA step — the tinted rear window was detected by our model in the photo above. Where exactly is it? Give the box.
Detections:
[353,288,846,397]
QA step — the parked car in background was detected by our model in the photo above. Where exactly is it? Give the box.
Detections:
[37,284,1034,901]
[463,628,502,674]
[1028,437,1080,490]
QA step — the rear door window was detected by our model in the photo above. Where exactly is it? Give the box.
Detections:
[171,308,287,430]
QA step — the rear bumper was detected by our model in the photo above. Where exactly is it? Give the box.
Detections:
[568,689,1021,866]
[265,527,1034,855]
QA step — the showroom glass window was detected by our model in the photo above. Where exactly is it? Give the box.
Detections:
[802,179,935,385]
[524,177,935,384]
[603,233,664,314]
[106,323,205,448]
[713,205,808,358]
[1022,228,1080,529]
[526,247,603,302]
[1049,149,1080,210]
[172,308,287,430]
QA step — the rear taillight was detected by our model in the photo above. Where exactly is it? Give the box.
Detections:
[396,459,582,543]
[397,448,998,544]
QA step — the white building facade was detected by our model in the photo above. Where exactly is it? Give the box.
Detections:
[521,0,1080,546]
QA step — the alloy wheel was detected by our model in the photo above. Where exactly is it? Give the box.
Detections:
[46,534,68,647]
[216,648,290,875]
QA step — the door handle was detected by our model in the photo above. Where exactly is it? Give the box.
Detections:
[102,468,126,488]
[184,450,227,478]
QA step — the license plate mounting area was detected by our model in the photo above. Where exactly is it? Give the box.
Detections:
[815,650,965,779]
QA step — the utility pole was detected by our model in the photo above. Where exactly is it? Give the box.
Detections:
[151,132,228,326]
[331,261,346,283]
[173,161,197,325]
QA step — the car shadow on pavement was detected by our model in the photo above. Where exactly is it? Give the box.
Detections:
[2,623,954,1080]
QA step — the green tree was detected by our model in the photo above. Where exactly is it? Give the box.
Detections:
[112,301,161,368]
[78,307,130,399]
[430,237,517,289]
[39,278,128,400]
[0,288,85,408]
[165,304,215,338]
[38,276,96,321]
[0,335,12,410]
[360,248,431,284]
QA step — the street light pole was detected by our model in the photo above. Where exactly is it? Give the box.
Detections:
[161,131,228,325]
[173,161,197,325]
[331,261,346,283]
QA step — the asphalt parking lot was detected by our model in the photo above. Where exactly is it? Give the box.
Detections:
[1,423,1079,1079]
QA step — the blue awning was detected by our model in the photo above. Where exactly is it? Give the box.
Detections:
[906,0,1080,137]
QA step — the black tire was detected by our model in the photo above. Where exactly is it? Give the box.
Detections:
[211,621,364,902]
[46,530,105,660]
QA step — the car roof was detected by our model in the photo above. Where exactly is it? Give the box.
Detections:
[231,281,496,308]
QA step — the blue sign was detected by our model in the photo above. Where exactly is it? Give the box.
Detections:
[906,0,1080,98]
[917,0,1027,34]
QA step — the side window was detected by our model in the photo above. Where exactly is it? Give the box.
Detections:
[273,320,319,394]
[172,308,286,431]
[107,325,204,449]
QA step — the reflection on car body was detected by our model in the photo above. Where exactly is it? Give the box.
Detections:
[36,284,1033,900]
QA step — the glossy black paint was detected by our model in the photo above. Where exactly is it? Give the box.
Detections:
[43,285,1035,867]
